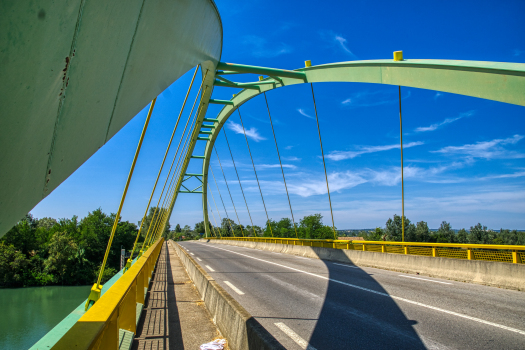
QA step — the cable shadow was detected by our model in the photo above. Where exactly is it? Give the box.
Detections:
[305,247,426,349]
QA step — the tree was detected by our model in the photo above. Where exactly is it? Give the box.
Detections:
[456,228,468,244]
[0,243,29,287]
[468,223,487,244]
[44,231,79,284]
[175,224,182,233]
[435,221,455,243]
[414,221,430,242]
[385,215,412,241]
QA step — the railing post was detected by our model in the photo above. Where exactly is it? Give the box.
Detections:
[362,243,366,251]
[118,280,137,334]
[512,250,519,264]
[381,245,385,253]
[467,248,473,260]
[432,247,437,257]
[404,246,409,255]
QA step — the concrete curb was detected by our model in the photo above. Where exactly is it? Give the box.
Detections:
[205,239,525,291]
[169,240,285,350]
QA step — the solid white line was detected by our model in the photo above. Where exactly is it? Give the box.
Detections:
[274,322,317,350]
[205,265,215,272]
[190,253,194,255]
[333,263,359,268]
[399,274,452,285]
[224,281,245,295]
[202,243,525,336]
[196,257,202,261]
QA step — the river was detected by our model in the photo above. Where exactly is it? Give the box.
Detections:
[0,285,90,350]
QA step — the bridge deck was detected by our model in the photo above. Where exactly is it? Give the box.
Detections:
[132,242,223,350]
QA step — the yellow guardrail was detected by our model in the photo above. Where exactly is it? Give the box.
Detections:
[51,238,164,350]
[210,237,525,264]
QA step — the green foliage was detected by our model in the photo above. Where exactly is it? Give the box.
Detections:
[0,208,139,288]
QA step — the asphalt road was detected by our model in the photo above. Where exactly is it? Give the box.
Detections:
[179,241,525,350]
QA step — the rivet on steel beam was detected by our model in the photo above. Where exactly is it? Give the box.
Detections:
[305,60,312,67]
[393,51,404,61]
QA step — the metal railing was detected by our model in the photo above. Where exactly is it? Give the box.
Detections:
[209,237,525,264]
[50,238,164,350]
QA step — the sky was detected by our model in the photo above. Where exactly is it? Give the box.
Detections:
[31,0,525,230]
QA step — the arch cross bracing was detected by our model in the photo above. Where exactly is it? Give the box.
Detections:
[169,59,525,237]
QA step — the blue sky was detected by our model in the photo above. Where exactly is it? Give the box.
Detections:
[31,0,525,230]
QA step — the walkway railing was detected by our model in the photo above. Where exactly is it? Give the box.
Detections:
[49,238,164,350]
[209,237,525,264]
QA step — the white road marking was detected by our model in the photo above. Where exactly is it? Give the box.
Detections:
[274,322,317,350]
[205,265,215,272]
[224,281,245,295]
[202,243,525,336]
[196,257,202,261]
[399,274,452,285]
[333,263,359,268]
[190,253,194,255]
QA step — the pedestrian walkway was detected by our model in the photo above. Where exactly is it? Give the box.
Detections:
[132,242,224,349]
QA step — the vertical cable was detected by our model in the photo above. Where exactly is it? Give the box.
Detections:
[127,66,199,266]
[210,167,236,237]
[223,128,256,236]
[399,86,405,242]
[95,98,156,288]
[207,184,224,238]
[263,92,298,239]
[214,147,245,236]
[237,108,273,237]
[310,84,337,240]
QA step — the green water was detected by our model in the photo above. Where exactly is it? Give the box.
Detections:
[0,285,90,350]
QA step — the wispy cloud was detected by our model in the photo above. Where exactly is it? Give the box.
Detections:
[284,145,294,150]
[433,134,525,160]
[258,164,296,170]
[227,121,266,142]
[513,49,523,57]
[334,35,357,58]
[297,108,314,119]
[414,110,474,133]
[242,35,292,58]
[326,141,424,161]
[434,92,443,100]
[282,156,301,161]
[341,90,411,108]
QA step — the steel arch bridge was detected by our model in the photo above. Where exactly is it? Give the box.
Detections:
[167,58,525,237]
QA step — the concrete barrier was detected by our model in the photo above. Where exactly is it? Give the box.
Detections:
[169,240,285,350]
[205,239,525,291]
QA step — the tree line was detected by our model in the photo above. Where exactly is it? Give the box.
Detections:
[0,207,170,288]
[349,214,525,245]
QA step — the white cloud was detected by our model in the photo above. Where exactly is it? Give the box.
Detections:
[414,110,474,133]
[334,35,357,58]
[341,89,411,108]
[326,141,424,161]
[433,134,525,160]
[284,145,294,150]
[434,92,443,100]
[297,108,314,119]
[258,164,296,170]
[282,156,301,161]
[227,121,266,142]
[242,35,292,58]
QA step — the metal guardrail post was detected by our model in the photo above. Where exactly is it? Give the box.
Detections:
[467,248,473,260]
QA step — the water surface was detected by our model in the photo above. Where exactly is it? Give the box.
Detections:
[0,285,89,349]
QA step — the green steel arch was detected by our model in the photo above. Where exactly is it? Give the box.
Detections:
[166,59,525,237]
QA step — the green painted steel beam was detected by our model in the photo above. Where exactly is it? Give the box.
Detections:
[185,173,203,177]
[209,99,234,105]
[200,124,216,129]
[200,130,213,134]
[197,136,210,141]
[214,79,260,90]
[204,118,219,122]
[179,190,204,194]
[217,62,306,80]
[191,155,206,159]
[199,58,525,241]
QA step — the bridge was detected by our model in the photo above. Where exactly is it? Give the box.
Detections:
[2,1,525,349]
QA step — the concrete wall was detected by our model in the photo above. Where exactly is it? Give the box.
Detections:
[206,239,525,291]
[169,240,285,350]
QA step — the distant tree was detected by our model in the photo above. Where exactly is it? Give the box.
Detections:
[414,221,430,242]
[385,215,412,241]
[468,223,487,244]
[435,221,455,243]
[44,231,79,284]
[456,228,468,244]
[0,243,29,287]
[175,224,182,233]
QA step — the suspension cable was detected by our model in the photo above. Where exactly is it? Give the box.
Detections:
[141,69,208,249]
[263,92,298,238]
[95,98,156,289]
[126,66,199,267]
[214,147,245,237]
[207,198,221,238]
[237,108,273,237]
[222,128,256,236]
[310,84,337,240]
[399,86,405,242]
[210,166,236,237]
[207,183,225,238]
